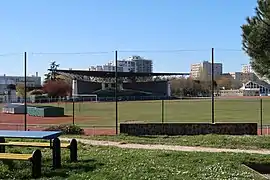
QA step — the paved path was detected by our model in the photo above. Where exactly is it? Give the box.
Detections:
[60,137,270,155]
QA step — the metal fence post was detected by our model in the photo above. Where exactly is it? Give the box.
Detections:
[260,98,263,135]
[161,99,164,124]
[115,50,118,135]
[72,97,75,125]
[211,48,215,124]
[24,52,27,131]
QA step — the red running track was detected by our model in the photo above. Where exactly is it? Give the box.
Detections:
[0,124,116,135]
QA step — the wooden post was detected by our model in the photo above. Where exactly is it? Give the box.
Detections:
[0,138,5,153]
[52,138,61,169]
[70,139,78,162]
[31,149,42,178]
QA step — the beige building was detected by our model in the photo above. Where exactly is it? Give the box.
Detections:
[190,61,223,79]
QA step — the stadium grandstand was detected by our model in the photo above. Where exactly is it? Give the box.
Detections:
[54,69,189,101]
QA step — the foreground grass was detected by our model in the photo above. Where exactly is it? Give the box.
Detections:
[67,134,270,150]
[0,142,269,179]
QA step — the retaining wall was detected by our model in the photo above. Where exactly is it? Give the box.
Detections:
[120,123,258,136]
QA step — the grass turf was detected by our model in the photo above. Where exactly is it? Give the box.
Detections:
[68,134,270,150]
[0,98,269,126]
[0,141,269,179]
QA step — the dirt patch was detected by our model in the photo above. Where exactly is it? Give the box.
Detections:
[59,138,270,155]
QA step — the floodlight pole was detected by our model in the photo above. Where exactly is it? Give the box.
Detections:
[115,50,118,135]
[24,52,27,131]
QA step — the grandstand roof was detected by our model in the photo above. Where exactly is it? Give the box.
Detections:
[53,69,189,78]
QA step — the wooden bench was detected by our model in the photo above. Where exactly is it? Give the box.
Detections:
[0,139,77,162]
[0,141,70,148]
[0,150,42,178]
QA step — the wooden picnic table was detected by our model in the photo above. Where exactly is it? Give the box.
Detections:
[0,130,63,168]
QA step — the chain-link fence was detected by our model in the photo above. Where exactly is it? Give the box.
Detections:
[0,48,269,135]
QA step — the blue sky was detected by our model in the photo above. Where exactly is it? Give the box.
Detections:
[0,0,257,78]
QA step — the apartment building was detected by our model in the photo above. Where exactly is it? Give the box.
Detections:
[0,73,41,88]
[89,55,153,73]
[127,55,153,73]
[190,61,223,79]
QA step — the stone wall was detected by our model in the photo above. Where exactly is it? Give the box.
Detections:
[120,123,258,136]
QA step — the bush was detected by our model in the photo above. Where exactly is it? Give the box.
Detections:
[43,80,71,97]
[44,124,84,135]
[29,89,44,95]
[30,95,49,103]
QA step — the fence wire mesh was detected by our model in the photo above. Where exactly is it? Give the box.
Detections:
[0,49,268,135]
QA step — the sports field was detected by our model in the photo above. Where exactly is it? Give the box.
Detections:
[0,98,269,128]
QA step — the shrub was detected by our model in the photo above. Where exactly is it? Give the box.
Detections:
[7,84,16,90]
[44,124,84,135]
[29,89,44,95]
[43,80,71,97]
[29,94,49,103]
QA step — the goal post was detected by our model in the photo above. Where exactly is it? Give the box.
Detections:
[72,94,98,102]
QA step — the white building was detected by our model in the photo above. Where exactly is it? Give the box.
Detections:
[103,61,135,72]
[190,61,223,79]
[127,55,152,73]
[0,73,41,87]
[0,79,17,103]
[239,80,270,96]
[242,64,254,73]
[89,55,153,73]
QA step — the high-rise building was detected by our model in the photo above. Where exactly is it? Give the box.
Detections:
[89,55,153,73]
[127,56,153,73]
[190,61,223,79]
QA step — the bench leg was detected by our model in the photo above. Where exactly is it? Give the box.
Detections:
[31,149,42,178]
[70,139,78,162]
[0,138,5,153]
[52,138,61,169]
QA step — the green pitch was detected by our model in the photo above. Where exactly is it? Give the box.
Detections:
[45,98,269,126]
[1,98,268,127]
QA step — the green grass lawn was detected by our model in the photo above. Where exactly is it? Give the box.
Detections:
[68,134,270,150]
[1,141,269,179]
[1,98,269,126]
[49,98,269,126]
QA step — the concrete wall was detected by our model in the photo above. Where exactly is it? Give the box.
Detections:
[74,80,102,94]
[120,123,258,136]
